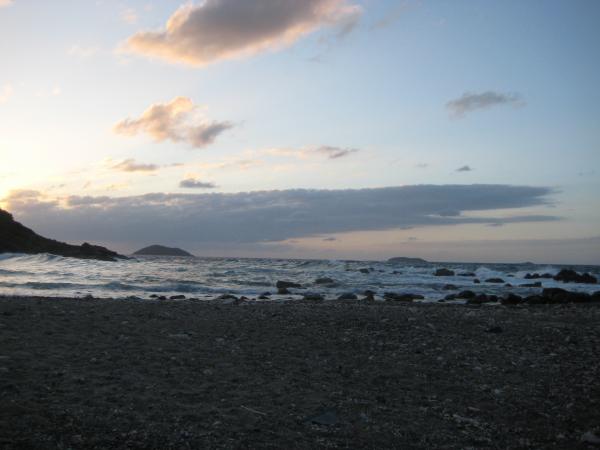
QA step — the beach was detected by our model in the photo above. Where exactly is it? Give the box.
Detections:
[1,296,599,449]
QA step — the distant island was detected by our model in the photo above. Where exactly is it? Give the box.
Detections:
[0,208,125,261]
[133,245,194,257]
[387,256,428,264]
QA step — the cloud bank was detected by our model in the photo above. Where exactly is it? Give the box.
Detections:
[179,178,217,189]
[114,97,233,148]
[125,0,362,66]
[267,145,358,160]
[4,185,558,247]
[112,159,159,173]
[446,91,524,117]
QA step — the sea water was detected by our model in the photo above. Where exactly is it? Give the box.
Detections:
[0,253,598,302]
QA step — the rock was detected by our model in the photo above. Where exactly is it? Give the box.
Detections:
[553,268,597,284]
[456,290,476,299]
[362,291,375,302]
[520,282,542,287]
[501,293,522,305]
[337,293,358,301]
[133,245,193,257]
[276,280,302,289]
[315,277,335,285]
[384,292,424,302]
[467,294,498,305]
[525,272,553,279]
[216,294,238,301]
[260,292,272,297]
[149,294,159,298]
[504,283,512,287]
[434,268,455,277]
[277,287,290,295]
[257,295,270,300]
[540,288,591,303]
[485,278,504,283]
[0,208,126,261]
[304,293,324,301]
[593,291,600,302]
[443,284,458,290]
[458,272,476,277]
[359,268,371,274]
[473,279,481,284]
[169,295,186,300]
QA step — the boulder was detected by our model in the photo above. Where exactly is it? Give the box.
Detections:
[337,293,358,301]
[501,293,522,305]
[553,269,597,284]
[304,293,324,301]
[443,284,458,290]
[276,280,302,289]
[520,282,542,287]
[315,277,335,285]
[458,272,476,277]
[524,273,553,279]
[169,295,186,300]
[485,278,504,283]
[434,268,455,277]
[384,292,424,302]
[456,290,476,299]
[473,279,481,284]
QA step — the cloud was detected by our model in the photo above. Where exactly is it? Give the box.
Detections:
[0,84,13,103]
[124,0,362,66]
[4,185,559,248]
[446,91,525,117]
[322,237,337,241]
[456,165,473,172]
[111,159,159,173]
[371,1,413,30]
[0,0,13,7]
[113,97,233,148]
[179,178,217,189]
[267,145,359,160]
[415,163,429,169]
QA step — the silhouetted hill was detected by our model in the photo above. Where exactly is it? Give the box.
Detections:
[0,209,125,261]
[133,245,194,257]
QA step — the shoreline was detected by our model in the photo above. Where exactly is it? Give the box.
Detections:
[1,296,600,448]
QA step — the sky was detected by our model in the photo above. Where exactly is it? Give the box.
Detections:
[0,0,599,263]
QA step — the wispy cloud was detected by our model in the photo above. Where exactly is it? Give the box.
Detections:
[179,178,218,189]
[114,97,233,148]
[124,0,362,66]
[5,185,558,246]
[266,145,359,160]
[0,0,13,8]
[120,6,138,24]
[371,1,414,30]
[456,165,473,172]
[111,159,159,173]
[446,91,525,117]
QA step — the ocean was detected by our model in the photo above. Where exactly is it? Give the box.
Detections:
[0,253,598,301]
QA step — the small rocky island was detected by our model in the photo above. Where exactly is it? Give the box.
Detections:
[0,208,125,261]
[133,245,194,257]
[387,256,428,264]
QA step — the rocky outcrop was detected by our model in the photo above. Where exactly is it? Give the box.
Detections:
[553,269,597,284]
[0,208,125,262]
[387,257,428,264]
[434,268,455,277]
[133,245,193,257]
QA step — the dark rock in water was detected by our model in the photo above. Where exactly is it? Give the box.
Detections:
[363,290,376,297]
[304,293,324,301]
[467,294,498,305]
[216,294,238,301]
[133,245,193,257]
[315,277,335,285]
[485,278,504,284]
[445,293,457,300]
[257,294,270,300]
[337,293,358,301]
[359,268,371,274]
[169,295,186,300]
[521,282,542,288]
[443,284,458,291]
[473,279,481,284]
[504,283,512,287]
[593,291,600,302]
[276,280,302,289]
[384,292,424,302]
[434,268,455,277]
[362,290,375,301]
[387,256,428,264]
[541,288,591,303]
[553,269,597,284]
[261,292,272,297]
[501,293,522,305]
[456,290,476,299]
[277,287,290,295]
[525,272,553,279]
[0,208,125,261]
[149,294,159,298]
[458,272,476,277]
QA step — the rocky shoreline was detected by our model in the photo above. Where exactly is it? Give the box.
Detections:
[1,295,600,449]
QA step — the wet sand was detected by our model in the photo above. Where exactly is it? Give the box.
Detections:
[1,296,599,449]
